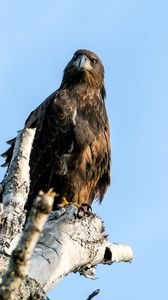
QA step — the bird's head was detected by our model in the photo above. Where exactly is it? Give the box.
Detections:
[61,49,105,97]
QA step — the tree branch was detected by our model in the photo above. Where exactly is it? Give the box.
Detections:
[28,205,133,291]
[0,128,36,257]
[0,191,54,300]
[86,289,100,300]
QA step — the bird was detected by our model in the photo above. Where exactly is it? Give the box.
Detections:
[1,49,111,210]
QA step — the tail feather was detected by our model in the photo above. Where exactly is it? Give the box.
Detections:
[1,137,16,167]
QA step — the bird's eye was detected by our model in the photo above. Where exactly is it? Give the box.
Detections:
[91,58,97,65]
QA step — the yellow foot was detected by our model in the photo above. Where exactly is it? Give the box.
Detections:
[58,197,82,208]
[58,197,85,208]
[58,197,70,208]
[58,197,92,216]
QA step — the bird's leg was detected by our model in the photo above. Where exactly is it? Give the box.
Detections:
[58,197,80,208]
[57,197,91,213]
[58,197,70,208]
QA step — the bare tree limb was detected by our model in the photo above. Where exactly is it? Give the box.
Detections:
[28,205,133,291]
[0,128,36,257]
[0,191,54,300]
[86,289,100,300]
[2,128,36,207]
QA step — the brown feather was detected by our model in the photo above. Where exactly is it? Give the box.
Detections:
[1,49,111,209]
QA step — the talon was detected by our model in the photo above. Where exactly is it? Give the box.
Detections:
[80,203,92,213]
[58,197,69,208]
[59,198,81,209]
[76,203,92,218]
[57,198,92,214]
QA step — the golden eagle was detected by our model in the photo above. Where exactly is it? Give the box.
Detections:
[1,49,111,209]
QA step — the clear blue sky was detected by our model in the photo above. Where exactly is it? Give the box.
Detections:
[0,1,168,299]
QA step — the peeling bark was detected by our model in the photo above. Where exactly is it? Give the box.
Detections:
[0,128,36,257]
[28,205,133,291]
[0,191,54,300]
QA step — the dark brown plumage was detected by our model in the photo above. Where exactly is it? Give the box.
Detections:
[1,49,111,209]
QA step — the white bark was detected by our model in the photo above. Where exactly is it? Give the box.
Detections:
[28,206,133,291]
[0,129,36,259]
[0,128,133,299]
[0,192,54,300]
[2,128,36,207]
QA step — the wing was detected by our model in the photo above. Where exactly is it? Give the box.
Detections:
[1,91,57,167]
[1,90,76,205]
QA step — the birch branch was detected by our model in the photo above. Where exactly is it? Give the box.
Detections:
[0,128,36,257]
[0,191,54,300]
[86,289,100,300]
[28,205,133,292]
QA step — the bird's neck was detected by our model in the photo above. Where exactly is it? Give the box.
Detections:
[60,81,106,101]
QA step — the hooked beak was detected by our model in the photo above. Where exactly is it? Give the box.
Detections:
[75,54,91,70]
